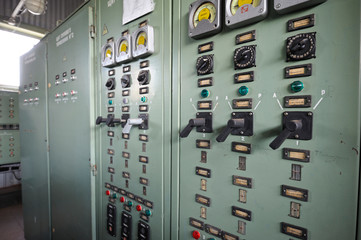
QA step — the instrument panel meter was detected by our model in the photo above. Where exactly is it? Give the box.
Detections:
[225,0,267,29]
[274,0,327,14]
[116,33,132,64]
[101,40,116,67]
[188,0,222,39]
[132,25,154,58]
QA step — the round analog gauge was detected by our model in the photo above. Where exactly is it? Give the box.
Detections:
[136,31,148,49]
[193,2,217,27]
[118,39,129,56]
[104,46,113,61]
[230,0,261,15]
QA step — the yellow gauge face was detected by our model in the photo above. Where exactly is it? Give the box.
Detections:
[193,2,217,27]
[119,39,129,55]
[230,0,261,15]
[104,46,113,60]
[136,31,147,48]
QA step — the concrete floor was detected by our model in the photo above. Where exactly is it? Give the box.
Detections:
[0,204,25,240]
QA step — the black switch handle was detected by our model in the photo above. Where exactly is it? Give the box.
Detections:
[96,116,106,125]
[106,115,121,127]
[180,118,206,138]
[216,119,245,142]
[269,120,302,150]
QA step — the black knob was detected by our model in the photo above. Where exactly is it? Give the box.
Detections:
[96,116,106,125]
[196,55,213,75]
[121,74,131,88]
[216,119,245,142]
[180,118,206,138]
[234,46,256,69]
[269,120,302,150]
[105,78,116,90]
[286,33,316,61]
[138,70,150,85]
[106,115,121,127]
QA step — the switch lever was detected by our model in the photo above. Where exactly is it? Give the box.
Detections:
[180,118,206,138]
[269,120,302,150]
[122,118,144,134]
[216,119,245,142]
[96,116,106,125]
[106,115,121,127]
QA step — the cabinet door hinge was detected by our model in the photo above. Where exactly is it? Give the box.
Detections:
[91,164,97,176]
[89,25,96,39]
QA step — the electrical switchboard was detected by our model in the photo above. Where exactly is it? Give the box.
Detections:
[174,0,361,239]
[20,40,50,240]
[46,3,95,239]
[96,0,172,239]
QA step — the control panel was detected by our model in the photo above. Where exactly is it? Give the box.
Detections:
[46,3,95,240]
[0,90,20,165]
[19,41,51,240]
[96,0,172,239]
[174,0,361,239]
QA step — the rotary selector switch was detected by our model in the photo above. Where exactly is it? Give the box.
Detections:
[138,70,150,85]
[286,32,316,61]
[196,55,214,75]
[234,45,256,69]
[105,78,116,90]
[121,74,131,88]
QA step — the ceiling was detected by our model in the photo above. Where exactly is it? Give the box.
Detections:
[0,0,86,35]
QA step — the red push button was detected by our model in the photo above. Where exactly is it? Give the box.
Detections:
[120,197,125,203]
[136,205,142,212]
[106,190,110,196]
[192,230,201,239]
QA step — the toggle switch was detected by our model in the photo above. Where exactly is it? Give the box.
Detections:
[96,116,107,125]
[216,112,253,142]
[269,111,313,150]
[123,118,144,134]
[106,114,121,127]
[180,112,213,138]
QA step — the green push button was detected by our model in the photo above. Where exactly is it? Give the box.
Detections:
[108,100,113,105]
[291,80,304,92]
[127,201,133,207]
[141,96,147,103]
[112,193,117,199]
[145,209,152,216]
[201,89,210,98]
[238,86,249,96]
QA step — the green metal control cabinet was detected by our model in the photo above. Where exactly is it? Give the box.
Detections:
[173,0,361,239]
[20,40,50,240]
[96,0,172,239]
[46,3,96,239]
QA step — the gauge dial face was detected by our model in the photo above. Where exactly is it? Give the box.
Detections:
[230,0,261,15]
[118,39,129,56]
[104,46,113,60]
[136,31,148,49]
[193,2,217,27]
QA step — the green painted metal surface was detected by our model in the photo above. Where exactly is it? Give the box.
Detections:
[96,0,172,239]
[47,3,95,239]
[0,90,20,165]
[174,0,361,239]
[19,40,51,240]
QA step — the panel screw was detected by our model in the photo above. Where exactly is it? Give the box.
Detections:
[276,3,281,8]
[295,135,299,138]
[259,8,263,13]
[308,112,313,116]
[284,112,288,116]
[249,112,253,116]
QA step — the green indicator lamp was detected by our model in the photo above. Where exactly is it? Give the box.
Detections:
[108,100,113,105]
[145,209,152,216]
[291,80,304,92]
[201,89,210,98]
[238,86,249,96]
[141,96,147,103]
[127,200,133,207]
[112,193,117,199]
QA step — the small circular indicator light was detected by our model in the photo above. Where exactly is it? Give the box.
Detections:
[141,96,147,103]
[127,201,133,207]
[136,205,142,212]
[201,89,210,98]
[120,197,125,203]
[238,86,249,96]
[112,193,117,199]
[108,100,113,105]
[105,190,110,196]
[145,209,152,216]
[192,230,201,239]
[291,80,304,92]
